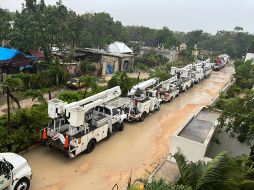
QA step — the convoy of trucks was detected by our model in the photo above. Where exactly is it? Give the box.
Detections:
[0,55,229,190]
[40,58,223,159]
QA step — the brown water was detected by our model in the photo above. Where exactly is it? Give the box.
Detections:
[23,65,234,190]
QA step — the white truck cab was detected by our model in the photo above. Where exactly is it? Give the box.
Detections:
[94,105,127,131]
[0,153,32,190]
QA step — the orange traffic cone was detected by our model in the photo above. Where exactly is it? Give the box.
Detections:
[42,128,47,140]
[64,134,69,149]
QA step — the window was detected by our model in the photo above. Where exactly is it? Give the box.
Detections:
[95,106,102,112]
[0,160,12,178]
[104,107,111,115]
[60,120,65,126]
[55,120,60,128]
[112,108,119,116]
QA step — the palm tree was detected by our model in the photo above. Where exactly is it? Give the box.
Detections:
[1,77,24,134]
[79,75,98,98]
[174,152,254,190]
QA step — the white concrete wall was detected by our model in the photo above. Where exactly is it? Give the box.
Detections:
[168,136,207,163]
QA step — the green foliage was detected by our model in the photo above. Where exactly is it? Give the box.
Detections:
[136,63,149,72]
[150,68,169,81]
[58,86,107,103]
[6,61,69,91]
[25,89,46,104]
[58,91,85,103]
[141,51,169,67]
[0,104,48,152]
[234,60,254,89]
[80,59,97,75]
[108,72,140,96]
[3,77,24,91]
[174,151,254,190]
[79,75,98,90]
[0,8,12,45]
[218,91,254,145]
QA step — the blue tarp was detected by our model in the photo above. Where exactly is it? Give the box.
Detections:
[0,47,22,61]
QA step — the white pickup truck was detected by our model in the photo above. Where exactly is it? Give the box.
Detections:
[0,153,32,190]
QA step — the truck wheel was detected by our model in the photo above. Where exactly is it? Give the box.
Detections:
[85,139,96,153]
[118,122,125,131]
[139,113,146,122]
[156,105,160,111]
[14,177,30,190]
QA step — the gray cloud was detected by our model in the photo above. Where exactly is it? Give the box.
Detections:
[0,0,253,33]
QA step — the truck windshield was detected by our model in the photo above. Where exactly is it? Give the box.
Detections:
[112,108,119,116]
[0,160,12,177]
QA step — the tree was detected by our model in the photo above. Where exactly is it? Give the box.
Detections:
[234,60,254,89]
[0,8,12,45]
[218,91,254,151]
[234,26,244,32]
[155,27,178,48]
[80,59,97,75]
[25,89,46,105]
[80,75,98,97]
[174,151,254,190]
[150,67,169,81]
[108,72,139,96]
[1,77,24,134]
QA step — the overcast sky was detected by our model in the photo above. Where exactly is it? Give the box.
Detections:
[0,0,253,34]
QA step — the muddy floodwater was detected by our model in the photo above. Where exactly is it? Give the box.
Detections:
[23,64,234,190]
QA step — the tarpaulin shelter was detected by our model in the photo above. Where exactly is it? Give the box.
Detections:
[0,47,22,62]
[0,47,33,74]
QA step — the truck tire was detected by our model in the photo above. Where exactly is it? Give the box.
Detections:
[14,177,30,190]
[85,139,96,153]
[156,105,160,111]
[139,112,146,122]
[118,122,125,131]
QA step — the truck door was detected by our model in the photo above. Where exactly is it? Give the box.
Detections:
[0,160,12,190]
[111,108,120,124]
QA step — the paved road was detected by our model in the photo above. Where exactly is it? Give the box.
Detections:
[23,64,234,190]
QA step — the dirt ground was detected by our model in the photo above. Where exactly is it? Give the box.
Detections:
[22,64,234,190]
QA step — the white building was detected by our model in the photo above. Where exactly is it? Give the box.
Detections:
[108,41,133,54]
[245,53,254,63]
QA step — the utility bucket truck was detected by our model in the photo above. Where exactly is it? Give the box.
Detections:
[126,78,162,122]
[41,86,127,158]
[155,76,180,102]
[183,64,204,84]
[0,153,32,190]
[171,67,193,92]
[195,61,212,78]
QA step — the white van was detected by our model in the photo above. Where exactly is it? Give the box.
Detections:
[0,153,32,190]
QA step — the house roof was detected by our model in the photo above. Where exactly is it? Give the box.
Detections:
[108,41,133,54]
[0,47,22,61]
[30,50,45,60]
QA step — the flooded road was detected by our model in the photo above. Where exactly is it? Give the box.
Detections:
[23,65,234,190]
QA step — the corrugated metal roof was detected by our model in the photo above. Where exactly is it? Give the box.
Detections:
[108,41,133,54]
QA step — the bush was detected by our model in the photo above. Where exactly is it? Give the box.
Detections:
[6,63,70,91]
[108,72,140,96]
[0,104,48,152]
[234,60,254,89]
[136,63,149,72]
[80,59,97,74]
[58,86,107,103]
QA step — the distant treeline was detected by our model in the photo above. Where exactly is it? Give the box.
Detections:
[0,0,254,59]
